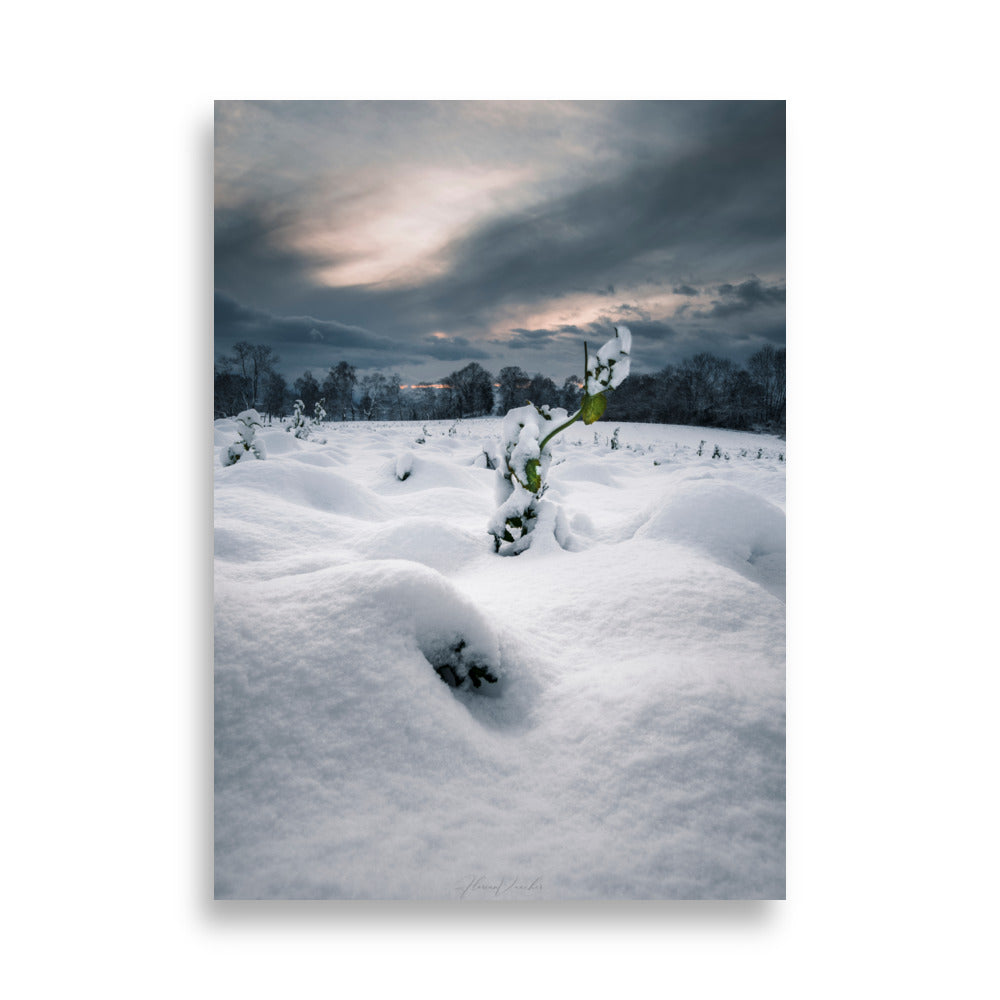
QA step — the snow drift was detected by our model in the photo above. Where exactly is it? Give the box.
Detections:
[214,418,786,899]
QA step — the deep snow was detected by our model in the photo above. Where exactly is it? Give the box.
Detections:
[214,417,785,899]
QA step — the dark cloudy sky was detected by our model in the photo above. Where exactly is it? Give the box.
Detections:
[215,100,785,385]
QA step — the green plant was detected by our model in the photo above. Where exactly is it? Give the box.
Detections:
[488,326,631,554]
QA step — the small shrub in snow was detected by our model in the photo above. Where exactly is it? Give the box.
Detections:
[287,399,309,439]
[489,326,631,554]
[395,452,414,481]
[697,440,706,457]
[610,427,621,450]
[286,399,326,442]
[221,409,266,466]
[313,398,326,425]
[712,444,722,459]
[432,639,498,690]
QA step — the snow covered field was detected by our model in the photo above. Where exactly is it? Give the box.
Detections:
[214,417,786,899]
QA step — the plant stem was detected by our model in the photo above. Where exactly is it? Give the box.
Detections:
[538,407,583,453]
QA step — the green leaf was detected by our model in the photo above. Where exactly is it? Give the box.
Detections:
[580,392,607,425]
[524,458,542,493]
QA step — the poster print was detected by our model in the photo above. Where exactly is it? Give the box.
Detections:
[214,101,785,899]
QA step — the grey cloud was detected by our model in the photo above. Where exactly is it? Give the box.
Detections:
[215,101,785,381]
[626,320,681,343]
[391,103,784,326]
[214,203,323,303]
[420,335,492,361]
[694,276,786,319]
[717,276,785,304]
[493,325,585,351]
[214,291,400,352]
[751,322,787,345]
[274,102,784,338]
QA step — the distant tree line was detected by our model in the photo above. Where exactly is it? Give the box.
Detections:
[602,347,786,430]
[215,342,785,432]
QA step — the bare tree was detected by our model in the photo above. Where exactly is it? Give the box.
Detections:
[747,345,786,426]
[497,366,530,413]
[441,363,495,418]
[261,369,290,419]
[293,370,322,412]
[382,373,404,420]
[322,361,358,421]
[527,372,558,409]
[229,342,280,409]
[358,372,389,420]
[559,375,582,413]
[214,354,249,417]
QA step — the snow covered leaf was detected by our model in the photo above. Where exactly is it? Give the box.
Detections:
[585,325,632,395]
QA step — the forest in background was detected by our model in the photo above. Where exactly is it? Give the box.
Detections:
[214,343,785,433]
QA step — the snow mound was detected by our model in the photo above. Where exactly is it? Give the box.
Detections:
[215,419,785,899]
[361,517,487,574]
[348,560,503,689]
[636,480,786,600]
[549,459,621,487]
[395,451,414,481]
[376,454,483,492]
[253,428,299,454]
[215,560,539,897]
[287,451,339,467]
[218,459,386,520]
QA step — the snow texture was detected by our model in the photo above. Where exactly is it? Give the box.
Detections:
[215,417,785,899]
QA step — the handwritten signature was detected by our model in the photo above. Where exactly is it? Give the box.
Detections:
[455,875,543,899]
